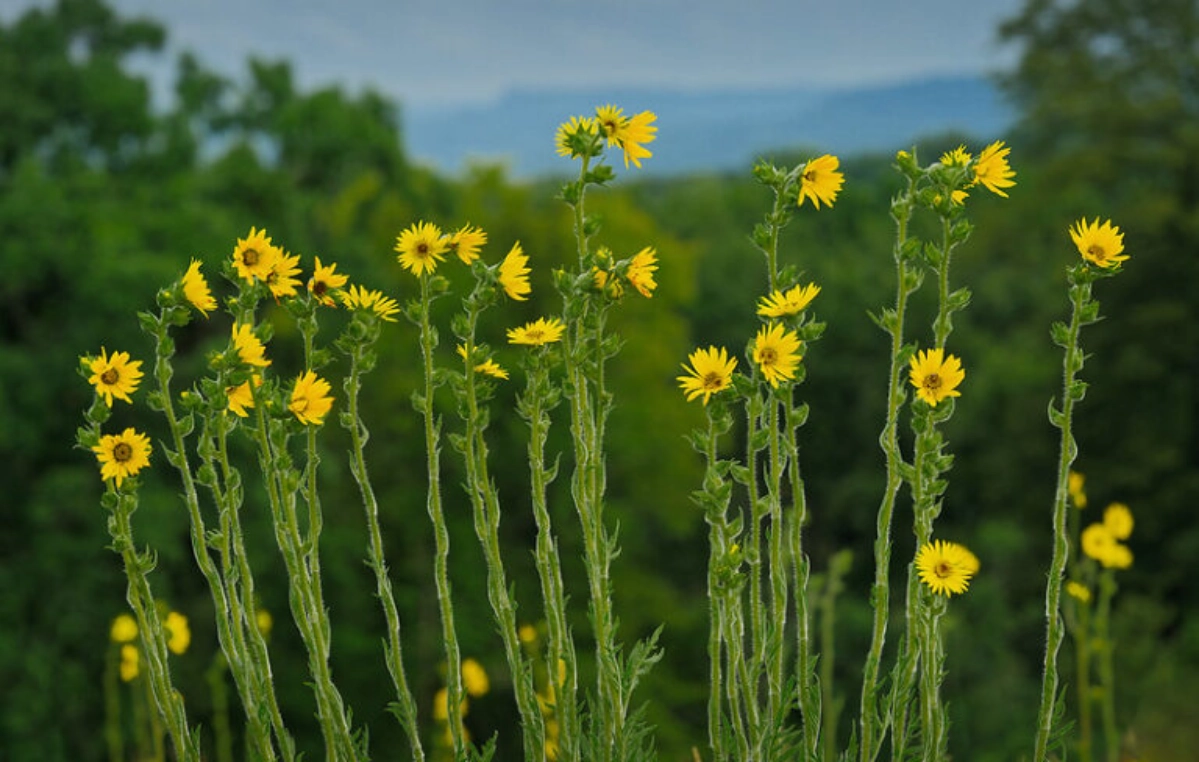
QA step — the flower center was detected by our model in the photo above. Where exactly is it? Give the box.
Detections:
[113,442,133,463]
[935,561,953,579]
[293,397,309,413]
[1087,244,1106,262]
[527,330,544,343]
[803,169,817,183]
[416,242,429,257]
[923,373,942,391]
[759,348,778,365]
[312,280,327,297]
[101,368,119,385]
[243,248,259,266]
[702,372,724,390]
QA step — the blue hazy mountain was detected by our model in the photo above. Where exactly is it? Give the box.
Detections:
[404,74,1014,178]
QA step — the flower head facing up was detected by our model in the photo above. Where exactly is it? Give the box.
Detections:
[309,257,348,307]
[165,611,190,655]
[1068,470,1088,509]
[508,317,566,347]
[908,347,964,406]
[1069,217,1127,269]
[93,428,152,487]
[232,227,279,283]
[498,241,532,301]
[757,283,821,318]
[752,323,803,388]
[677,346,737,405]
[626,247,658,297]
[1065,581,1091,604]
[556,116,599,158]
[1103,502,1134,540]
[457,345,509,380]
[265,250,303,299]
[972,141,1016,197]
[395,221,449,277]
[231,323,271,368]
[940,145,972,167]
[339,284,400,322]
[797,154,844,209]
[595,104,627,146]
[1081,522,1133,569]
[448,224,487,265]
[462,658,490,698]
[88,348,144,407]
[916,539,978,597]
[182,259,217,316]
[226,374,262,418]
[111,613,138,643]
[289,371,333,426]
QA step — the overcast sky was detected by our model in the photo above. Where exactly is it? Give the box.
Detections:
[2,0,1029,109]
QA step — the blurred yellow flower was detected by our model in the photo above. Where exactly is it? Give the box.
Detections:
[617,110,657,168]
[1066,580,1091,604]
[940,145,972,167]
[972,141,1016,197]
[110,613,138,643]
[498,241,532,301]
[448,224,487,265]
[1068,471,1088,509]
[165,611,190,655]
[462,658,490,698]
[256,609,273,637]
[625,246,658,297]
[508,317,565,347]
[226,374,261,418]
[119,644,139,682]
[757,283,821,317]
[518,624,538,644]
[457,344,509,380]
[1103,502,1134,540]
[182,259,217,316]
[555,116,598,158]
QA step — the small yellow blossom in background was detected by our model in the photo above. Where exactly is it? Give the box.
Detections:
[1066,581,1092,604]
[797,154,845,209]
[752,323,803,388]
[256,609,273,637]
[231,323,271,367]
[457,344,509,380]
[289,371,334,426]
[617,110,657,168]
[165,611,190,655]
[915,539,978,597]
[226,374,262,418]
[508,317,566,346]
[908,348,965,407]
[338,284,400,322]
[940,145,972,167]
[677,346,737,405]
[625,246,658,297]
[88,348,144,407]
[232,226,278,283]
[461,658,490,697]
[395,221,448,277]
[518,624,538,644]
[448,224,487,265]
[1103,502,1134,540]
[757,283,821,318]
[1069,470,1088,508]
[93,428,152,488]
[555,115,598,158]
[498,242,532,301]
[110,613,138,643]
[119,644,139,682]
[266,249,303,299]
[308,257,348,307]
[1081,523,1132,569]
[1105,543,1133,569]
[1069,217,1127,269]
[972,140,1016,197]
[432,687,468,721]
[181,259,217,316]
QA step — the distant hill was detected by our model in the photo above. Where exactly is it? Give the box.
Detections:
[404,75,1015,179]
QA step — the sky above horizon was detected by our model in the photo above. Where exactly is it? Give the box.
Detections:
[2,0,1029,109]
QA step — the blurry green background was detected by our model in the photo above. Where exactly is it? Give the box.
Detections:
[1,0,1196,759]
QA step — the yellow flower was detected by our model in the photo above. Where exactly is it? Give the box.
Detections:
[395,221,448,277]
[1081,523,1115,562]
[1105,543,1133,570]
[908,347,965,407]
[797,154,844,209]
[93,428,152,487]
[972,140,1016,197]
[432,688,468,721]
[518,624,538,644]
[226,374,262,418]
[119,644,139,682]
[1069,217,1127,269]
[457,344,509,380]
[757,283,821,318]
[110,613,138,643]
[677,346,737,405]
[232,227,278,283]
[617,110,657,168]
[165,611,190,655]
[508,317,566,346]
[1066,580,1091,604]
[265,249,303,299]
[88,348,144,407]
[231,323,271,368]
[1068,470,1088,509]
[625,246,658,297]
[915,539,977,597]
[338,284,400,322]
[308,256,348,307]
[940,145,972,167]
[595,104,627,145]
[555,115,598,158]
[181,259,217,316]
[448,224,487,265]
[462,658,490,698]
[256,609,273,637]
[498,241,532,301]
[752,323,803,388]
[289,370,333,426]
[1103,502,1134,541]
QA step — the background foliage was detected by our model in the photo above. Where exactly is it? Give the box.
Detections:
[1,0,1195,759]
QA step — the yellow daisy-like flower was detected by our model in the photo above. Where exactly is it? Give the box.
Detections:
[462,658,490,698]
[265,249,303,299]
[448,224,487,265]
[88,348,144,407]
[518,624,538,645]
[338,284,400,322]
[677,346,737,405]
[256,609,273,637]
[231,323,271,368]
[498,241,532,301]
[1065,580,1091,604]
[1069,217,1127,269]
[92,428,152,487]
[119,644,139,682]
[595,104,627,145]
[1105,543,1133,570]
[617,110,657,168]
[757,283,821,318]
[1082,523,1132,569]
[165,611,190,655]
[232,226,278,283]
[972,140,1016,197]
[908,347,965,407]
[555,115,598,158]
[395,221,448,277]
[308,256,348,307]
[752,323,803,388]
[797,154,845,209]
[940,145,972,167]
[1103,502,1134,540]
[1068,470,1087,508]
[289,370,333,426]
[110,613,138,643]
[181,259,217,316]
[457,344,509,380]
[507,317,566,347]
[915,539,977,597]
[625,246,658,297]
[226,374,262,418]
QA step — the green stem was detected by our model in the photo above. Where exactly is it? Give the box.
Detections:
[104,644,124,762]
[206,654,235,762]
[1073,590,1094,762]
[1096,569,1119,762]
[765,400,786,721]
[787,416,818,761]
